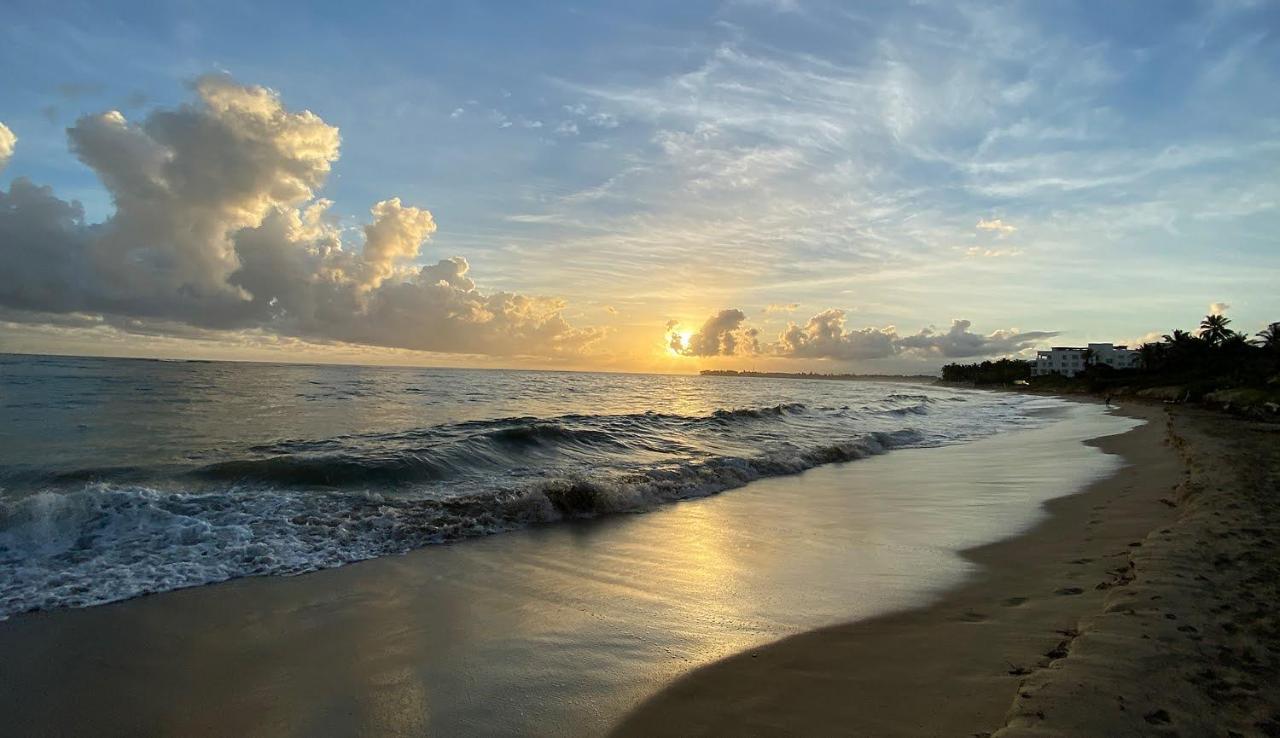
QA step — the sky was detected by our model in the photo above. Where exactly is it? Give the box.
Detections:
[1,0,1277,373]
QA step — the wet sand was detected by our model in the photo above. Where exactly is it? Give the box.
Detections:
[0,401,1164,736]
[996,406,1280,737]
[615,403,1280,737]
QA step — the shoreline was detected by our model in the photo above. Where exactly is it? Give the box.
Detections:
[613,401,1280,736]
[612,401,1182,736]
[0,395,1135,736]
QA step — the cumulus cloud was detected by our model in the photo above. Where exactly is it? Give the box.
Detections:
[1209,301,1230,316]
[976,217,1016,235]
[668,309,760,356]
[776,309,899,360]
[0,122,15,171]
[670,310,1057,361]
[0,75,600,357]
[895,319,1058,358]
[357,198,437,289]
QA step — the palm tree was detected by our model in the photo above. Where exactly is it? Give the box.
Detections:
[1161,328,1207,370]
[1220,332,1251,356]
[1255,322,1280,350]
[1199,314,1233,346]
[1137,342,1166,371]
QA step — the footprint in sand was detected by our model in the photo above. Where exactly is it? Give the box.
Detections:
[1055,587,1085,596]
[1003,596,1029,607]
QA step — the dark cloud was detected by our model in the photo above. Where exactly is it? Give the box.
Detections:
[895,319,1058,358]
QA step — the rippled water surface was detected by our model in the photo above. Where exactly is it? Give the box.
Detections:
[0,353,1048,617]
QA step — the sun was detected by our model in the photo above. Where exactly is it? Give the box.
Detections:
[667,330,694,355]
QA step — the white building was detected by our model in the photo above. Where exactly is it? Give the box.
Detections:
[1031,343,1141,377]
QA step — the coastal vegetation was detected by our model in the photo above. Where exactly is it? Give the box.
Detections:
[938,358,1032,385]
[943,313,1280,412]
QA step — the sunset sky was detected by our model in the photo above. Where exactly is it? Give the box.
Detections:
[1,0,1277,373]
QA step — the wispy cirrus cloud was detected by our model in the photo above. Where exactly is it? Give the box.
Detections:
[3,0,1277,366]
[976,218,1016,235]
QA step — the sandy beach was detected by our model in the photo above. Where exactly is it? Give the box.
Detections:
[616,403,1280,737]
[4,5,1276,735]
[1,399,1275,736]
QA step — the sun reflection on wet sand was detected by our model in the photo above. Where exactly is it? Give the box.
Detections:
[0,404,1136,735]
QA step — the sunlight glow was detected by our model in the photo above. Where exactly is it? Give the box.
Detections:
[668,330,694,356]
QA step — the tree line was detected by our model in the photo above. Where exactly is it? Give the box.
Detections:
[942,313,1280,391]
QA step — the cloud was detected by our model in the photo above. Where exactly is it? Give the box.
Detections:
[357,198,437,290]
[671,310,1057,361]
[1125,330,1165,348]
[668,308,760,356]
[976,217,1016,235]
[0,75,600,357]
[1209,301,1230,316]
[895,319,1058,358]
[763,302,799,313]
[589,112,619,129]
[965,246,1021,258]
[0,122,15,171]
[776,309,899,360]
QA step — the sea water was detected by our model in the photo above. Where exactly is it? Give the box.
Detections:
[0,353,1051,618]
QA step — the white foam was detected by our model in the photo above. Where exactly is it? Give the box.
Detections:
[0,393,1062,618]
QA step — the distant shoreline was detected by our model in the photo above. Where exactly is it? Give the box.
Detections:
[699,369,936,382]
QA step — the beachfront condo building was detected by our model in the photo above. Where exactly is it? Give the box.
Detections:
[1031,343,1142,377]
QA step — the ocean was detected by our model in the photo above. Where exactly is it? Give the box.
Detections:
[0,353,1051,619]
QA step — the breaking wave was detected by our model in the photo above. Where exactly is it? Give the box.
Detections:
[0,382,1047,618]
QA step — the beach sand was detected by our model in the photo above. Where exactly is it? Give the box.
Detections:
[2,401,1274,736]
[615,403,1280,737]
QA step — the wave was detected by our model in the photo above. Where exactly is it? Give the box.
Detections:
[711,402,807,420]
[0,427,920,618]
[1,404,820,491]
[194,406,814,488]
